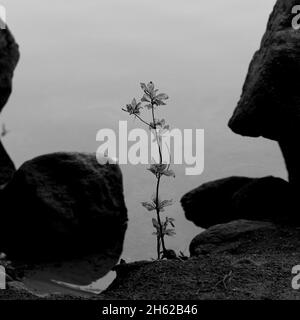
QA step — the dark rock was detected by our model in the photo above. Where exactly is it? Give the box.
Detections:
[0,27,20,112]
[0,26,19,187]
[181,176,255,228]
[100,228,300,299]
[0,140,15,188]
[227,0,300,186]
[181,176,296,228]
[232,176,297,224]
[228,0,300,141]
[0,282,41,300]
[0,152,128,264]
[278,137,300,186]
[189,220,277,256]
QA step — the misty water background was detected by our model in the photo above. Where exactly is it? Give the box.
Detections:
[2,0,285,263]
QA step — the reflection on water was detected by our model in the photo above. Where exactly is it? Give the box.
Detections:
[20,254,119,296]
[52,270,116,294]
[21,270,116,297]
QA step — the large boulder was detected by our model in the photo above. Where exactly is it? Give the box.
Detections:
[101,221,300,299]
[189,220,277,256]
[227,0,300,186]
[0,140,15,188]
[0,153,128,263]
[181,176,254,228]
[228,0,300,140]
[0,26,19,187]
[181,176,296,228]
[278,137,300,186]
[232,176,297,224]
[0,27,20,112]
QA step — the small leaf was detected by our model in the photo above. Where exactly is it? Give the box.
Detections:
[147,165,157,176]
[123,98,143,116]
[140,83,147,91]
[152,218,159,229]
[156,93,169,100]
[155,119,166,128]
[157,199,173,212]
[164,229,176,237]
[163,170,176,178]
[147,163,168,176]
[166,217,175,227]
[160,199,173,209]
[147,81,155,92]
[141,201,155,211]
[141,94,150,103]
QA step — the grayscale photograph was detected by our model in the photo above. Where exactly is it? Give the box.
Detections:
[0,0,299,315]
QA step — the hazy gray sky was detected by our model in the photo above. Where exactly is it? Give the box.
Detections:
[1,0,286,259]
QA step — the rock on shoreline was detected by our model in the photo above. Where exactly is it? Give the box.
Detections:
[0,26,20,112]
[0,152,128,288]
[181,176,298,228]
[228,0,300,186]
[98,220,300,300]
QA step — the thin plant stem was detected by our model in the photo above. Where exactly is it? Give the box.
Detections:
[151,103,167,258]
[134,114,151,127]
[151,105,162,162]
[155,174,166,256]
[122,109,151,127]
[157,236,161,260]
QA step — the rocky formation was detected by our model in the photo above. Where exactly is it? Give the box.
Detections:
[278,137,300,186]
[3,1,300,300]
[0,152,128,287]
[0,27,19,187]
[3,219,300,300]
[99,220,300,300]
[228,0,300,140]
[232,176,297,223]
[228,0,300,186]
[189,220,276,256]
[182,0,300,228]
[0,152,127,259]
[181,176,296,228]
[181,177,253,227]
[100,221,300,299]
[0,27,20,112]
[169,0,300,300]
[0,140,15,187]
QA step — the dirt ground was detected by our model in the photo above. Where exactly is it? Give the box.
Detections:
[99,253,300,300]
